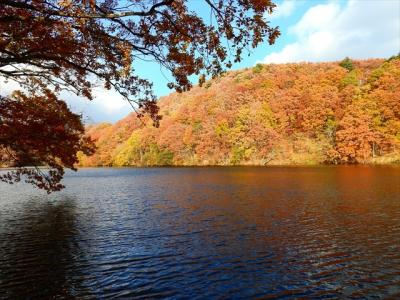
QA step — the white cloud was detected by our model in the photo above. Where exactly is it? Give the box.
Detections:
[0,79,21,95]
[269,0,296,19]
[262,0,400,63]
[92,87,130,114]
[0,79,132,123]
[62,87,132,124]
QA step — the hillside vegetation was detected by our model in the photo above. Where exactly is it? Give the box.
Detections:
[79,57,400,167]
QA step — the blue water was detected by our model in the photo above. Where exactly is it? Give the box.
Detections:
[0,167,400,299]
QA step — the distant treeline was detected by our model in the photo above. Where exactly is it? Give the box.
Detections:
[79,57,400,166]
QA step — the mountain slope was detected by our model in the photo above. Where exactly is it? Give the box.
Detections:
[79,58,400,166]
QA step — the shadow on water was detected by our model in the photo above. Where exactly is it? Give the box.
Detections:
[0,167,399,298]
[0,197,90,299]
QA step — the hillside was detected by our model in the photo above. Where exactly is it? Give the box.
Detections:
[78,58,400,167]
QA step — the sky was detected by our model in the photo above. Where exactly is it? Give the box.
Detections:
[1,0,399,123]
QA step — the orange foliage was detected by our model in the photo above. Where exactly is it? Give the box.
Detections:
[81,58,400,167]
[1,0,280,191]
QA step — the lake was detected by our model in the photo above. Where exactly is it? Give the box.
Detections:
[0,166,399,299]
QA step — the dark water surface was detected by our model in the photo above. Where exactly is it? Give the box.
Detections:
[0,166,400,299]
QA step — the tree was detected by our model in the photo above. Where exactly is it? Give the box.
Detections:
[333,106,381,163]
[0,91,95,192]
[339,57,354,71]
[0,0,280,191]
[78,58,400,167]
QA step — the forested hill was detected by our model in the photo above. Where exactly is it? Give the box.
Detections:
[78,58,400,167]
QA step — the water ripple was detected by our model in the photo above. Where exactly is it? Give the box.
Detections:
[0,166,400,299]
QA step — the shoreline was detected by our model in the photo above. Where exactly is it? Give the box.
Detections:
[2,163,400,171]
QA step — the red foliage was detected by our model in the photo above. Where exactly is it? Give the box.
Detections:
[81,58,400,167]
[0,91,95,192]
[0,0,280,190]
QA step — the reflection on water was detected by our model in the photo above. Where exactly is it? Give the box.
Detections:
[0,198,86,298]
[0,166,400,298]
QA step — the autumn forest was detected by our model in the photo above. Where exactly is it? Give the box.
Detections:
[1,0,400,298]
[79,57,400,167]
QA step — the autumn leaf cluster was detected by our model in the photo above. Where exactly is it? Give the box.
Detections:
[80,58,400,167]
[0,0,279,191]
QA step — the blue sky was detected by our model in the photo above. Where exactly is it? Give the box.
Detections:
[1,0,399,123]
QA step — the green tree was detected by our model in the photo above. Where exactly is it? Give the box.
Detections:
[339,57,355,71]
